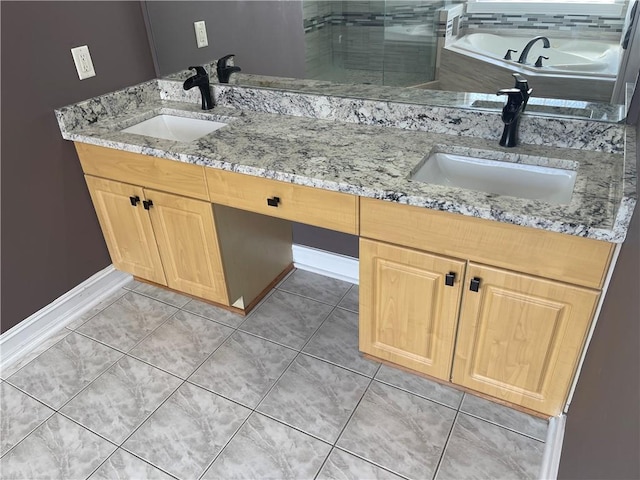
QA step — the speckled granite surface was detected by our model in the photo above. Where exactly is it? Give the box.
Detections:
[164,66,624,123]
[55,79,637,243]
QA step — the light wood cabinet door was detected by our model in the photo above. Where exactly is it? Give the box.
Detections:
[85,176,166,285]
[359,239,465,380]
[145,189,229,306]
[452,263,599,416]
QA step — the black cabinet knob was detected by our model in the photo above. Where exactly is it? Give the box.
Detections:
[129,195,140,206]
[445,272,456,287]
[143,199,154,210]
[267,196,280,207]
[469,277,481,292]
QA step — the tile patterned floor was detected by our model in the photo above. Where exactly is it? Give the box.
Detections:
[0,269,548,480]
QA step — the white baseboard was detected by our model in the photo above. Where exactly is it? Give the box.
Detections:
[539,414,566,480]
[0,265,132,370]
[292,244,359,284]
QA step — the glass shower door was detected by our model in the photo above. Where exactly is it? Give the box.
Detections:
[303,0,440,87]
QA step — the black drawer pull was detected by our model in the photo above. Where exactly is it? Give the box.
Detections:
[445,272,456,287]
[267,196,280,207]
[469,277,481,292]
[143,199,153,210]
[129,195,140,206]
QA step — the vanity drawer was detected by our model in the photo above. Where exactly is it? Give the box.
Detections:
[360,197,613,289]
[75,143,209,201]
[206,168,359,234]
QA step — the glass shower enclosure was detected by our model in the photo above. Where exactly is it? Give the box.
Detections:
[303,1,450,87]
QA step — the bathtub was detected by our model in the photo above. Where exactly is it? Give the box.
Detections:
[446,33,621,79]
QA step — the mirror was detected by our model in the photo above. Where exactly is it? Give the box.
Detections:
[142,1,639,123]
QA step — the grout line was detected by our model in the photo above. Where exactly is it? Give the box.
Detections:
[273,287,346,308]
[330,445,414,480]
[117,378,187,449]
[124,312,237,382]
[84,448,180,480]
[252,350,304,412]
[456,410,548,443]
[52,351,125,412]
[250,409,333,445]
[335,304,358,314]
[167,307,242,331]
[65,288,129,332]
[432,410,460,480]
[313,446,336,480]
[456,391,465,411]
[127,285,192,310]
[222,328,300,355]
[298,350,378,378]
[330,364,378,448]
[56,409,121,448]
[370,377,461,412]
[72,301,182,358]
[195,410,253,480]
[81,448,114,480]
[0,405,56,460]
[65,329,132,356]
[271,267,297,290]
[242,299,349,442]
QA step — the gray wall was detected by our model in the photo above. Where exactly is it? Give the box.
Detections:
[558,119,640,479]
[144,1,305,78]
[0,1,156,333]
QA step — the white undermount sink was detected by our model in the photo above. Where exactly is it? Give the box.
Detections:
[410,152,577,204]
[121,114,228,142]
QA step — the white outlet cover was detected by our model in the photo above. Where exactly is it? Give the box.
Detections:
[194,20,208,48]
[71,45,96,80]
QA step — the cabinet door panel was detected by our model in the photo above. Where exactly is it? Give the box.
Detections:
[359,239,465,380]
[85,176,166,285]
[452,263,599,416]
[146,189,229,305]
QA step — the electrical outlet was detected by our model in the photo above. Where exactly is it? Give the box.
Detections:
[71,45,96,80]
[194,20,208,48]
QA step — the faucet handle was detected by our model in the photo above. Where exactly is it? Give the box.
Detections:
[497,88,526,112]
[535,56,549,68]
[188,66,207,76]
[503,49,518,60]
[217,54,235,69]
[497,88,523,96]
[512,73,528,90]
[511,73,532,111]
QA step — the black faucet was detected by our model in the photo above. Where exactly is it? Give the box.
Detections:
[517,36,550,65]
[497,74,532,148]
[183,66,214,110]
[216,54,241,84]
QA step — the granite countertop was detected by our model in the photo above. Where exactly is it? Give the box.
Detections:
[55,79,637,243]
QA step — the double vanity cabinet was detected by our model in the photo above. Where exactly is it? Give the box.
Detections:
[75,141,614,417]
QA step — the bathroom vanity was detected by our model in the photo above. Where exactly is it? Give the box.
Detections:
[55,76,636,417]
